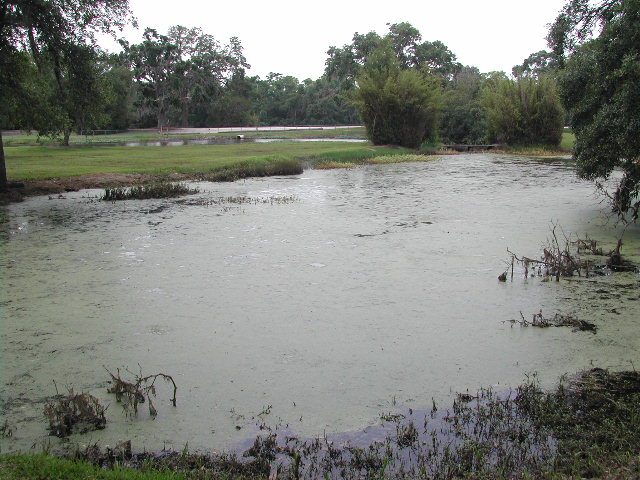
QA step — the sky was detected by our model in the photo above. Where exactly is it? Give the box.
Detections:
[102,0,566,80]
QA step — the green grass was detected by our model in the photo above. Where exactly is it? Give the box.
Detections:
[561,130,576,151]
[314,153,437,169]
[102,182,199,201]
[0,454,189,480]
[3,370,640,479]
[4,142,396,181]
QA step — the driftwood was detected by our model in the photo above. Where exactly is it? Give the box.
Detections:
[506,310,597,333]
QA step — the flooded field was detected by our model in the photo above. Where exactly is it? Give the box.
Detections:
[1,153,639,455]
[76,137,367,147]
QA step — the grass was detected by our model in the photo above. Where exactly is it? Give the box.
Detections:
[196,156,303,181]
[481,131,576,157]
[3,369,640,479]
[0,454,188,480]
[4,142,400,181]
[102,182,199,201]
[314,153,437,169]
[561,130,576,151]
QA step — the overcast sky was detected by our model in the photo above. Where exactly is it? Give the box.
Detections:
[103,0,566,80]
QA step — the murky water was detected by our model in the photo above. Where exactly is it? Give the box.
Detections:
[1,154,639,454]
[78,137,366,147]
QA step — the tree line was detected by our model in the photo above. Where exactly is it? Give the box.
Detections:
[2,13,563,147]
[2,0,639,222]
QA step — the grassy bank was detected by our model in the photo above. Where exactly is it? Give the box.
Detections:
[2,369,639,479]
[3,142,401,181]
[0,454,186,480]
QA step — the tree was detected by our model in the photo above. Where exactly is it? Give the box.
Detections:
[0,0,133,190]
[512,50,561,78]
[440,67,487,144]
[481,75,564,146]
[324,22,461,82]
[35,44,112,144]
[125,29,179,130]
[550,0,640,219]
[352,44,442,148]
[125,26,250,129]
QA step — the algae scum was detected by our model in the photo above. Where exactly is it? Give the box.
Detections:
[1,154,639,459]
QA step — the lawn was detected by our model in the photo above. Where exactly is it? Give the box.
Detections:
[4,141,401,181]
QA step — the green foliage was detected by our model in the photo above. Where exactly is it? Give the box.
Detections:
[325,22,461,81]
[102,182,199,201]
[439,66,487,144]
[125,26,250,129]
[553,0,640,218]
[0,0,134,188]
[512,50,560,78]
[481,76,564,146]
[0,454,187,480]
[197,157,302,182]
[352,44,442,148]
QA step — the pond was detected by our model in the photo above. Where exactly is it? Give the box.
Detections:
[1,153,639,454]
[76,137,367,147]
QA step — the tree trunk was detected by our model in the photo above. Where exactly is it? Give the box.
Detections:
[63,128,71,147]
[0,130,8,192]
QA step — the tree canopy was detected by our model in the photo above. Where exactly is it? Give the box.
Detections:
[0,0,134,190]
[325,22,461,82]
[551,0,640,219]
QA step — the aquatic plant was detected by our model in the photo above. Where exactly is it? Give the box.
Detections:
[21,369,640,478]
[105,368,177,418]
[198,157,302,182]
[312,153,435,169]
[506,310,597,333]
[43,388,106,438]
[503,223,637,282]
[102,182,198,201]
[314,160,358,169]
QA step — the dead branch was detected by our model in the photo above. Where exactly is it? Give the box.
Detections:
[105,367,177,418]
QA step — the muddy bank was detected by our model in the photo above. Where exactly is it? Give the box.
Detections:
[0,173,193,204]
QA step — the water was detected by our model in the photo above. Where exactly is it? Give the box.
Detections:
[1,154,639,454]
[77,137,367,147]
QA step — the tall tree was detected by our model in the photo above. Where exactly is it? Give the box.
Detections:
[352,43,442,148]
[550,0,640,220]
[512,50,560,78]
[0,0,133,190]
[324,22,461,82]
[125,26,249,129]
[440,66,487,144]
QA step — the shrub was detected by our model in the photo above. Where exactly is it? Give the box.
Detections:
[352,44,442,149]
[481,76,564,146]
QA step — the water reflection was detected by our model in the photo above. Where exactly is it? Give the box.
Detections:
[74,137,367,147]
[0,154,638,454]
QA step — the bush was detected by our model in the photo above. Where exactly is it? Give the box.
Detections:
[352,44,442,149]
[481,76,564,146]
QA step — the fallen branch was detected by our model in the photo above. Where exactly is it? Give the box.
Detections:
[105,367,177,418]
